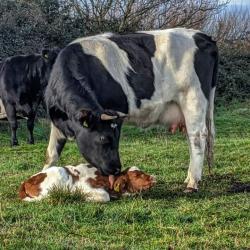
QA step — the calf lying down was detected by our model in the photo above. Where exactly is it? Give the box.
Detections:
[19,164,156,202]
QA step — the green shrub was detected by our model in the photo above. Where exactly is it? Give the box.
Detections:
[217,51,250,104]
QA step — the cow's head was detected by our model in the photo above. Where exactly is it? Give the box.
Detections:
[75,110,127,176]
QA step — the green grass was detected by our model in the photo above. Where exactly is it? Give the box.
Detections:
[0,102,249,249]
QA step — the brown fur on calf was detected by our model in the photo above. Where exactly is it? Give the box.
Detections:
[19,173,47,199]
[87,168,156,195]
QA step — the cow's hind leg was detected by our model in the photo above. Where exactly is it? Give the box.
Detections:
[43,123,66,169]
[179,88,208,192]
[5,103,18,146]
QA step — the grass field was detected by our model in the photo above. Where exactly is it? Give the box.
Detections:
[0,102,249,249]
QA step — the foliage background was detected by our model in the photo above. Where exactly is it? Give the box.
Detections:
[0,2,249,248]
[0,0,249,104]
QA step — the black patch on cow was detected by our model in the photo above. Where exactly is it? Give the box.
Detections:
[193,33,218,100]
[0,49,59,146]
[109,33,156,107]
[46,43,129,117]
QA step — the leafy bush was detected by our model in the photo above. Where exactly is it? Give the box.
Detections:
[217,51,250,104]
[0,0,249,104]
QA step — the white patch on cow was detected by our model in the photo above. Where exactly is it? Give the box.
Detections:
[72,35,137,112]
[0,98,7,119]
[128,28,199,128]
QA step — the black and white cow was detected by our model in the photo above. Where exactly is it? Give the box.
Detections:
[0,49,60,146]
[44,28,218,192]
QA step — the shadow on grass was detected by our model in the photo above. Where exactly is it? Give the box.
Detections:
[140,173,250,201]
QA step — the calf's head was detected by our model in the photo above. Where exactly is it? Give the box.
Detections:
[113,167,156,193]
[75,110,126,176]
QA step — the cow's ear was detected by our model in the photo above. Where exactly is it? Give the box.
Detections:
[80,110,90,119]
[80,110,90,128]
[42,49,50,59]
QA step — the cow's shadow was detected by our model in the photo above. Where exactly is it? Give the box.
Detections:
[139,173,250,201]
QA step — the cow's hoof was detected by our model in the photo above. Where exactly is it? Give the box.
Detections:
[184,187,198,193]
[10,140,19,147]
[28,139,34,144]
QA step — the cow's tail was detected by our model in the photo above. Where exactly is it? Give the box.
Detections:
[206,47,218,174]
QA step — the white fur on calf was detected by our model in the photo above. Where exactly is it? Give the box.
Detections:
[19,164,156,202]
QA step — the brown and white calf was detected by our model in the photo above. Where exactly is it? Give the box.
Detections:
[19,164,156,202]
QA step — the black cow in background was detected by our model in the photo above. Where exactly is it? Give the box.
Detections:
[0,48,60,146]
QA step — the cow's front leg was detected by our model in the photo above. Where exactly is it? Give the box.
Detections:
[43,123,66,169]
[184,129,207,192]
[180,89,208,192]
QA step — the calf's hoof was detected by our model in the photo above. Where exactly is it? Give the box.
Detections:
[184,187,198,193]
